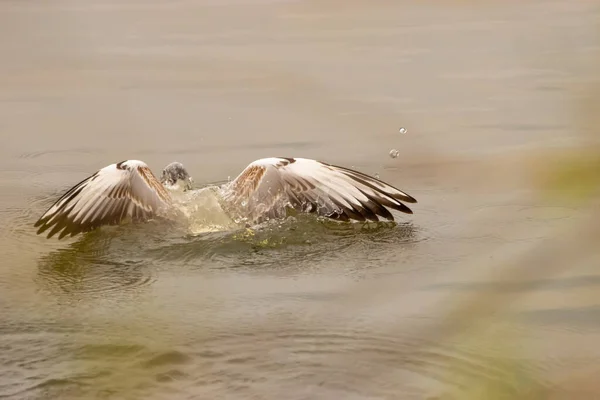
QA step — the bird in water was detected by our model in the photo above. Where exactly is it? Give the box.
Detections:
[34,157,417,239]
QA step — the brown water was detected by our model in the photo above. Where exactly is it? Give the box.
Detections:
[1,1,600,399]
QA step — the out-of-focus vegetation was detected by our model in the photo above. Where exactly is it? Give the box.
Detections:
[436,152,600,399]
[535,147,600,204]
[434,43,600,400]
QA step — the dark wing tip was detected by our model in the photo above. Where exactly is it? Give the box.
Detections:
[35,217,55,236]
[400,204,413,214]
[330,163,418,205]
[58,227,73,240]
[387,198,413,215]
[396,193,418,204]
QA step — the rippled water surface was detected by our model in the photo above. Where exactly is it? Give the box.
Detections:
[1,1,600,399]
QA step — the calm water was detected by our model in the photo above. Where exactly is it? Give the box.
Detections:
[1,1,599,399]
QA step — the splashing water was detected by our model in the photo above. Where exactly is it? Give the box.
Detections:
[389,149,400,159]
[173,186,240,235]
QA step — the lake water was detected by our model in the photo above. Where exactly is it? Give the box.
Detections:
[1,1,600,399]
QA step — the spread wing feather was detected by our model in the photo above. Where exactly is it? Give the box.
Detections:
[220,157,416,224]
[34,160,172,239]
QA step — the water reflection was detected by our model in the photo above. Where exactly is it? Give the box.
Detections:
[36,214,419,298]
[35,223,163,297]
[36,243,155,297]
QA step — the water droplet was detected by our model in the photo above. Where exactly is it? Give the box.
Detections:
[389,149,400,159]
[227,175,231,182]
[374,172,380,179]
[241,200,248,207]
[399,127,407,134]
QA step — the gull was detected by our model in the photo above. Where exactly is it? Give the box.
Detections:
[34,157,417,239]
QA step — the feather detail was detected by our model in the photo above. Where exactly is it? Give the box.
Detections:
[34,160,172,239]
[220,157,416,224]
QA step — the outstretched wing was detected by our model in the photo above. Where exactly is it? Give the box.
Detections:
[34,160,172,239]
[220,157,417,223]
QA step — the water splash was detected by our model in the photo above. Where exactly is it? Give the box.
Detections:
[389,149,400,159]
[176,186,240,235]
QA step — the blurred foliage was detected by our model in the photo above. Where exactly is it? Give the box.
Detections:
[436,38,600,399]
[536,148,600,205]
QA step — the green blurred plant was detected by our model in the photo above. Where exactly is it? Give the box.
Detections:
[537,149,600,204]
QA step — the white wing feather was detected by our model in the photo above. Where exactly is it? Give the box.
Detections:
[35,160,172,239]
[220,157,417,223]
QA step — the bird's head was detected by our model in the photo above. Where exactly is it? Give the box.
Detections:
[160,161,193,191]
